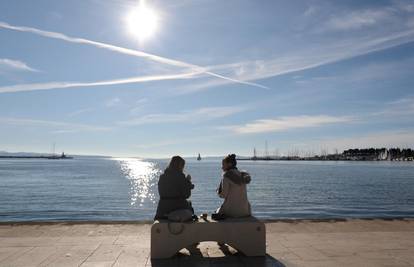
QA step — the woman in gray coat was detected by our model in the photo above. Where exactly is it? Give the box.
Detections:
[216,154,252,218]
[154,156,194,220]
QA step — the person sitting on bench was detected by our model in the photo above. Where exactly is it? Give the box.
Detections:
[215,154,251,218]
[154,156,194,220]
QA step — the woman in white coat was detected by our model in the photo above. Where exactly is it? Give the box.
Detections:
[216,154,251,218]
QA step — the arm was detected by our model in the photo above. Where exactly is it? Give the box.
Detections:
[180,175,194,199]
[218,177,230,199]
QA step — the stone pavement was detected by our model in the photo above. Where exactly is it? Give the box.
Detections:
[0,219,413,266]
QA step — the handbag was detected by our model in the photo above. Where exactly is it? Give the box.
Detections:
[167,209,194,222]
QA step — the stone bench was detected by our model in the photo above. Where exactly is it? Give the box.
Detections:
[151,216,266,259]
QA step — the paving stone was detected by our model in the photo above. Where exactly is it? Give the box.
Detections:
[112,247,149,267]
[40,245,99,267]
[0,220,413,267]
[1,246,59,267]
[83,244,123,263]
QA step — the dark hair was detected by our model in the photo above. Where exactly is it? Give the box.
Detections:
[167,155,185,172]
[223,154,237,168]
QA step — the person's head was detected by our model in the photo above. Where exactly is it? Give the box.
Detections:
[167,156,185,172]
[222,154,237,171]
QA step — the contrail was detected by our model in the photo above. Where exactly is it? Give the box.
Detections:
[0,21,268,89]
[0,58,38,72]
[0,71,201,94]
[204,71,268,89]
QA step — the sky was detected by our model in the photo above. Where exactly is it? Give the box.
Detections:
[0,0,414,158]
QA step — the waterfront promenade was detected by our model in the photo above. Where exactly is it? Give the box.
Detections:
[0,219,413,266]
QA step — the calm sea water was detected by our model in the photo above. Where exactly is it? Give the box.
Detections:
[0,157,413,222]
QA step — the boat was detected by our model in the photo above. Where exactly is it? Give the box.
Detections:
[197,153,201,161]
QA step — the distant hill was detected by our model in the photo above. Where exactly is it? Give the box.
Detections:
[0,151,108,158]
[0,151,51,157]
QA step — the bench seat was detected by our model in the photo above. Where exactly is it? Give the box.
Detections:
[151,216,266,259]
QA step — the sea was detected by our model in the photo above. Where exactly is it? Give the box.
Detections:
[0,156,413,222]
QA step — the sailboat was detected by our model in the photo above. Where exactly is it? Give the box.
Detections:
[197,153,201,161]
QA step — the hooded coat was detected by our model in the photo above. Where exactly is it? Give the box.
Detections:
[154,168,194,220]
[216,168,251,218]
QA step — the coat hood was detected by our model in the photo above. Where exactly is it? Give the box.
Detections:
[223,168,251,185]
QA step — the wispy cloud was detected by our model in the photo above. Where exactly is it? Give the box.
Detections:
[67,108,94,117]
[371,96,414,116]
[0,21,267,89]
[223,95,414,135]
[0,117,110,133]
[323,9,391,31]
[129,98,149,115]
[0,58,38,72]
[0,71,201,94]
[225,115,353,134]
[105,97,121,108]
[294,58,414,86]
[175,27,414,94]
[318,2,414,32]
[174,2,414,94]
[315,130,414,151]
[119,106,244,126]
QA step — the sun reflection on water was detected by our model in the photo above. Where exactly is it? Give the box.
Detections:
[115,158,161,206]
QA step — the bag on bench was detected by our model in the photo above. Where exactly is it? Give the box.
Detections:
[167,209,194,222]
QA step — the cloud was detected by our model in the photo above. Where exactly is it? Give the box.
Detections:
[323,9,391,31]
[293,58,414,86]
[314,2,414,32]
[67,108,94,117]
[315,130,414,151]
[0,58,38,72]
[223,95,413,136]
[129,98,149,114]
[105,97,121,107]
[0,71,201,94]
[1,4,412,96]
[175,27,414,94]
[0,21,267,89]
[0,117,111,133]
[225,115,353,134]
[119,106,244,126]
[371,96,414,116]
[397,1,414,13]
[173,2,414,94]
[303,6,318,17]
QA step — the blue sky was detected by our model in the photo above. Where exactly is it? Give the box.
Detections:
[1,0,414,157]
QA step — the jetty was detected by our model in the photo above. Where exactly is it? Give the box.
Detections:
[0,152,73,160]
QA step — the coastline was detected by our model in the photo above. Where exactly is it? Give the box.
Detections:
[0,217,413,225]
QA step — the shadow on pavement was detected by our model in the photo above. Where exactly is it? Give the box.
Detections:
[151,242,286,266]
[151,254,285,267]
[151,252,286,267]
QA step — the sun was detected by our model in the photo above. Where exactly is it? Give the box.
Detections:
[126,1,159,41]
